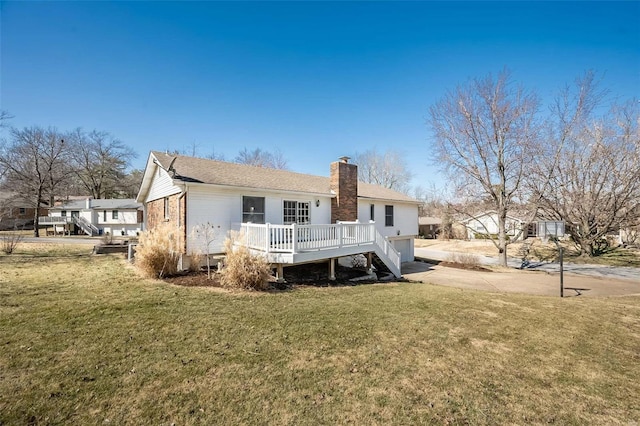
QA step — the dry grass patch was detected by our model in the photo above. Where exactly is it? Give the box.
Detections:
[0,247,639,424]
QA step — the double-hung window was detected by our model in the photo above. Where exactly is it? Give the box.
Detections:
[385,205,394,227]
[283,201,310,225]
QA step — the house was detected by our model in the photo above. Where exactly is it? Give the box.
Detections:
[459,210,565,241]
[418,216,441,239]
[42,198,143,236]
[136,152,420,278]
[0,191,48,230]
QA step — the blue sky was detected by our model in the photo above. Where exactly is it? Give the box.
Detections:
[1,1,639,192]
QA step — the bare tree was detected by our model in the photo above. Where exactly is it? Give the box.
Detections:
[414,184,448,217]
[118,169,144,199]
[429,69,540,266]
[0,127,69,237]
[0,110,13,128]
[191,222,218,279]
[234,147,288,169]
[535,75,640,256]
[68,129,136,198]
[352,148,412,193]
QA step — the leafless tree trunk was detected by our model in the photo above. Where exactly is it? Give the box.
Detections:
[429,69,540,266]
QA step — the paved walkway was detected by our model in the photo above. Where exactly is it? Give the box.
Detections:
[415,247,640,282]
[402,260,640,298]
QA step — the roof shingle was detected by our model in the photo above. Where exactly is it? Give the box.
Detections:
[151,151,418,203]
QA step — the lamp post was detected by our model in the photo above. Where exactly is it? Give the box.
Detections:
[550,236,564,297]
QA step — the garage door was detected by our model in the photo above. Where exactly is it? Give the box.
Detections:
[392,238,413,262]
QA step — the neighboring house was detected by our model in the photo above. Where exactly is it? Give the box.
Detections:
[136,152,420,278]
[459,210,565,241]
[44,198,143,236]
[418,216,442,239]
[0,191,48,230]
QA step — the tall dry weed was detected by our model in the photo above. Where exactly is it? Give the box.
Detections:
[446,252,481,267]
[135,223,183,278]
[221,231,271,290]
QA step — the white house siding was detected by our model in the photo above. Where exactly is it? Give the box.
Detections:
[358,200,418,238]
[358,200,418,262]
[185,185,333,255]
[50,208,141,236]
[465,213,523,239]
[145,166,181,202]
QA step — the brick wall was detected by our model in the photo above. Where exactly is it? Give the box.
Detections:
[145,194,187,253]
[330,159,358,223]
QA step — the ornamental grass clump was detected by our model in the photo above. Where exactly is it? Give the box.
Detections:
[135,223,183,278]
[221,231,271,290]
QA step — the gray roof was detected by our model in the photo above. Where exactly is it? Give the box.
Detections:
[50,199,142,211]
[150,151,418,204]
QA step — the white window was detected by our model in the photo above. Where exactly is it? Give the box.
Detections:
[370,204,375,221]
[284,201,310,225]
[112,210,118,220]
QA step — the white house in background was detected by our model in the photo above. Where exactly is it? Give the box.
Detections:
[460,210,565,241]
[136,152,420,279]
[44,198,143,236]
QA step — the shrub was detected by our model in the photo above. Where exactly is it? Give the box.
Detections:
[1,231,23,254]
[101,232,115,245]
[187,251,204,273]
[221,231,271,290]
[446,252,481,267]
[350,254,367,269]
[135,223,183,278]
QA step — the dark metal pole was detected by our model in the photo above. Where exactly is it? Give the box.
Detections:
[560,247,564,298]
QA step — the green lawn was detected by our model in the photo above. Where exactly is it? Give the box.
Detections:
[1,246,639,425]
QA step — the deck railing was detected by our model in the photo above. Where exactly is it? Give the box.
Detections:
[240,222,376,253]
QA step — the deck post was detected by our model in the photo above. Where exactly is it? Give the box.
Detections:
[366,252,373,274]
[265,223,270,253]
[329,258,336,281]
[292,223,297,253]
[276,263,285,283]
[338,223,343,248]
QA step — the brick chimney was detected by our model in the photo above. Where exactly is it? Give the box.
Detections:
[330,156,358,223]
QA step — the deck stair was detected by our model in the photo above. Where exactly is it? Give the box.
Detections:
[371,253,392,274]
[38,216,99,236]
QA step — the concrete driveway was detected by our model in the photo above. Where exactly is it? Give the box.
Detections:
[415,247,640,282]
[402,260,640,298]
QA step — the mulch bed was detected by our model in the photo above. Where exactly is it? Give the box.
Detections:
[163,263,375,290]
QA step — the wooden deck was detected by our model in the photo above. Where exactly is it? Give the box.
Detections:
[240,222,402,278]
